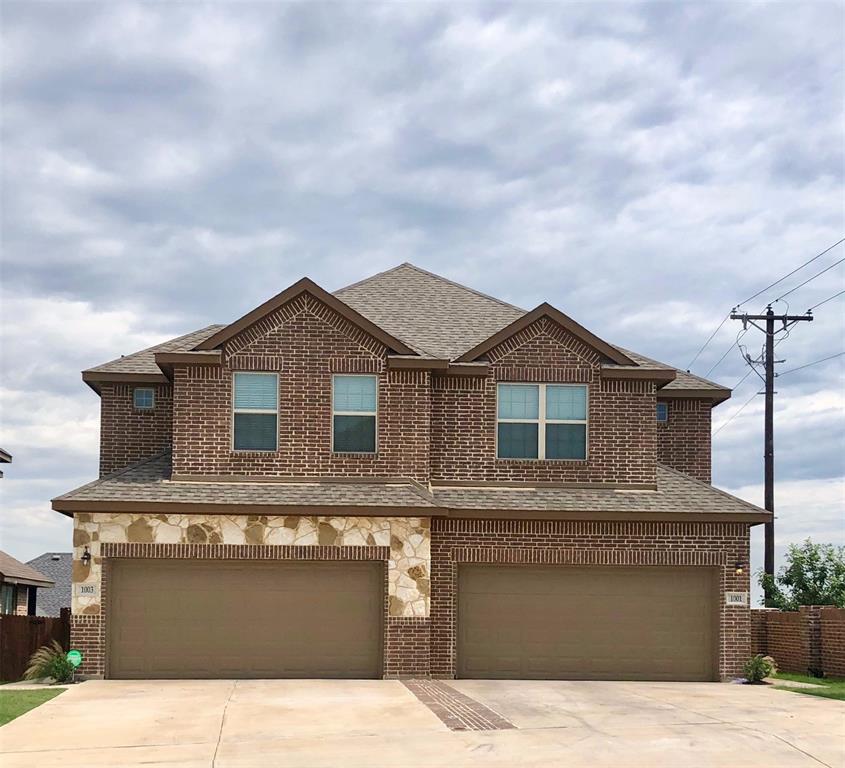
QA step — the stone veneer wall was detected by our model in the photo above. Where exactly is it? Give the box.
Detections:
[72,512,430,677]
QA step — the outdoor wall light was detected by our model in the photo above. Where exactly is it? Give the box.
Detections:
[81,546,92,566]
[735,562,745,575]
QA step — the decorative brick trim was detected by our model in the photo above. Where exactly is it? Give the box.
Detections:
[488,318,600,366]
[227,354,283,371]
[387,369,430,386]
[601,379,656,395]
[435,518,747,538]
[185,365,224,380]
[403,680,515,731]
[450,547,726,566]
[494,366,592,383]
[101,543,390,561]
[432,376,486,391]
[329,357,384,373]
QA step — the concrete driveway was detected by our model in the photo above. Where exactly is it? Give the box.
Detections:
[1,679,842,767]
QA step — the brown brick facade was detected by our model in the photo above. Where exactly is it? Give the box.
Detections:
[171,294,432,483]
[100,383,172,476]
[430,519,751,680]
[820,607,845,677]
[752,606,845,677]
[657,398,712,482]
[431,319,658,486]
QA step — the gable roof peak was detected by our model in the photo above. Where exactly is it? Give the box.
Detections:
[456,302,636,366]
[193,276,416,355]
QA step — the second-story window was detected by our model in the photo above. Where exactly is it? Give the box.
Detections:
[333,375,377,453]
[233,372,278,451]
[133,387,155,409]
[656,402,669,423]
[497,383,588,460]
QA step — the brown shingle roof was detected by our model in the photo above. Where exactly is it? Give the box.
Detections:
[433,464,764,518]
[84,325,225,375]
[52,452,766,521]
[81,264,728,397]
[0,550,55,587]
[336,263,525,359]
[52,453,436,513]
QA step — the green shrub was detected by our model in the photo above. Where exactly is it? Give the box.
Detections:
[743,654,777,683]
[24,640,74,683]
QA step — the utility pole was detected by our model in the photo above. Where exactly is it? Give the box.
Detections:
[730,305,813,605]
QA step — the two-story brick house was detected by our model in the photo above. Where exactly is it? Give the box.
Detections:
[53,264,768,681]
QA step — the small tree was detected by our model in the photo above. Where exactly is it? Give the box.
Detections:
[759,539,845,610]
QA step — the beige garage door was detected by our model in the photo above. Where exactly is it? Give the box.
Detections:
[108,559,383,679]
[458,565,717,681]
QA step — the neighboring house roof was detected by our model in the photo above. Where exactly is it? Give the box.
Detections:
[79,263,729,400]
[0,550,54,588]
[25,553,71,617]
[52,453,768,523]
[0,448,11,463]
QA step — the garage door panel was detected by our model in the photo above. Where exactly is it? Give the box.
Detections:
[108,559,383,679]
[458,565,717,681]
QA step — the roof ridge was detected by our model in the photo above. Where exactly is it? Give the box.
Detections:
[656,462,765,513]
[335,262,527,315]
[85,324,224,373]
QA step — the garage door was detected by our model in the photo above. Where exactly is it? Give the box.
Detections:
[108,559,383,679]
[458,565,717,681]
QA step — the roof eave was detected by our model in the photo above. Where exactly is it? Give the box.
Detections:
[659,388,732,405]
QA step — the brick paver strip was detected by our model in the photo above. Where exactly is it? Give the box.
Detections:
[403,679,516,731]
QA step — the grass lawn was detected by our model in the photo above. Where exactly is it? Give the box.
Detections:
[773,672,845,702]
[0,689,66,726]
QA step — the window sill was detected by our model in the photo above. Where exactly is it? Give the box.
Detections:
[230,449,278,455]
[496,457,588,464]
[331,451,378,458]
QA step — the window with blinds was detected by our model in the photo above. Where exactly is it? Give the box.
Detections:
[497,383,588,460]
[232,372,278,451]
[332,375,377,453]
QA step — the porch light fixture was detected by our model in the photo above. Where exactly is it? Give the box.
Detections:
[81,546,91,566]
[734,562,745,575]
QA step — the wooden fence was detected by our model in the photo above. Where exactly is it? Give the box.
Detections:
[0,609,70,682]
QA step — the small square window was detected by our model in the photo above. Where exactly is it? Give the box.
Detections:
[133,388,155,409]
[656,402,669,423]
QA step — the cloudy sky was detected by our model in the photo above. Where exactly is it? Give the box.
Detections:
[1,2,843,602]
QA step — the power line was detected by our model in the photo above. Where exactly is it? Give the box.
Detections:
[807,289,845,312]
[687,237,845,370]
[704,328,747,378]
[713,390,761,436]
[774,256,845,302]
[737,237,845,307]
[687,314,730,370]
[778,351,845,377]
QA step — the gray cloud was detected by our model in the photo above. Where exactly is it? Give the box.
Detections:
[1,1,843,562]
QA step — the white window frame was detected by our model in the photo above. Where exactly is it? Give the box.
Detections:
[656,401,669,423]
[231,372,279,452]
[496,383,589,461]
[133,387,155,410]
[331,374,378,454]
